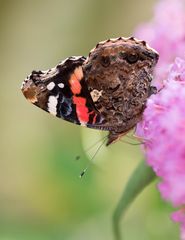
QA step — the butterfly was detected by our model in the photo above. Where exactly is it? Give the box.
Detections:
[21,37,159,145]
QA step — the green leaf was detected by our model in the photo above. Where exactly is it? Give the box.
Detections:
[112,160,156,240]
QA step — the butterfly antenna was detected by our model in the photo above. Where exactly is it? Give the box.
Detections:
[79,137,107,178]
[79,167,88,178]
[84,135,108,152]
[75,135,108,160]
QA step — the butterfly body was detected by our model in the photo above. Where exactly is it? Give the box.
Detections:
[21,37,159,145]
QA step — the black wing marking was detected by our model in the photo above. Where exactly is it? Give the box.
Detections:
[21,56,104,126]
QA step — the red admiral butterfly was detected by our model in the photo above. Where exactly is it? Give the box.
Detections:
[21,37,159,145]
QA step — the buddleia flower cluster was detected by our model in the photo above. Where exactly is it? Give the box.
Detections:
[135,0,185,238]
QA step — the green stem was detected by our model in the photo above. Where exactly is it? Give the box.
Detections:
[112,160,156,240]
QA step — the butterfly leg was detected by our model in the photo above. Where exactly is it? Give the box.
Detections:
[106,130,131,146]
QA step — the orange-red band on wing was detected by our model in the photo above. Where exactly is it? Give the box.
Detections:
[73,96,89,123]
[69,73,82,95]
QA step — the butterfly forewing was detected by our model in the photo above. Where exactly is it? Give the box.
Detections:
[21,56,102,126]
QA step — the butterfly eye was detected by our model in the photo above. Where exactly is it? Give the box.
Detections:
[127,53,138,64]
[100,56,110,67]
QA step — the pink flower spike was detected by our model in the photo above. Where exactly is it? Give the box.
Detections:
[136,56,185,237]
[135,0,185,238]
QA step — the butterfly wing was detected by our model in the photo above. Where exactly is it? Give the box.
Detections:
[21,56,104,127]
[21,37,159,145]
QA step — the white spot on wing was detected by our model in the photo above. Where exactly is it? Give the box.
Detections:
[90,89,103,102]
[60,58,69,64]
[47,82,55,90]
[80,122,86,127]
[48,95,59,115]
[109,38,118,42]
[98,40,107,45]
[21,74,31,89]
[58,83,64,88]
[59,56,84,66]
[70,56,83,60]
[146,43,159,55]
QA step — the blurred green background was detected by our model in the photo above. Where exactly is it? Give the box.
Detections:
[0,0,179,239]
